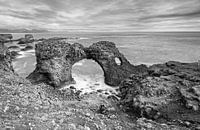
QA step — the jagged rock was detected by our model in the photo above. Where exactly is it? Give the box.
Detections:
[25,34,34,41]
[149,61,200,83]
[119,61,200,126]
[179,85,200,111]
[18,34,34,44]
[21,45,34,51]
[0,34,13,42]
[119,74,179,119]
[27,39,86,87]
[85,41,148,86]
[0,42,14,72]
[10,51,21,60]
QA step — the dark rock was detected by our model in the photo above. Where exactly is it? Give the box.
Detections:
[179,85,200,111]
[97,104,109,115]
[25,34,34,41]
[85,41,148,86]
[149,61,200,83]
[0,42,14,72]
[107,95,119,102]
[21,45,34,51]
[119,74,178,119]
[10,51,21,60]
[119,61,200,125]
[70,86,76,90]
[8,46,20,50]
[97,89,103,93]
[0,34,13,42]
[17,38,27,44]
[27,39,86,87]
[17,34,34,45]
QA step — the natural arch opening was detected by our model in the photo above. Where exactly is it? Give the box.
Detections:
[65,59,117,95]
[12,49,36,78]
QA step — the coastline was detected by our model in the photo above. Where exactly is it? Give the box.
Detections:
[0,34,200,129]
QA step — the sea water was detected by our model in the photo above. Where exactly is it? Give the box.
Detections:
[11,32,200,95]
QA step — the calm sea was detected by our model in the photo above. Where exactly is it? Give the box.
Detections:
[12,32,200,65]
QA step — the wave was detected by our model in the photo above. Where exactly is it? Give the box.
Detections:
[79,37,90,40]
[62,73,118,96]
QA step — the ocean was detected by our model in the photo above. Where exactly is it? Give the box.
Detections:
[10,32,200,95]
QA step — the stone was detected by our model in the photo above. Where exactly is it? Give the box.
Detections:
[0,42,14,72]
[18,34,34,45]
[119,74,178,119]
[25,34,34,41]
[27,39,86,87]
[179,85,200,111]
[0,34,13,42]
[21,45,34,51]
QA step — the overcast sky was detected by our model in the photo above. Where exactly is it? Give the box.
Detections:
[0,0,200,32]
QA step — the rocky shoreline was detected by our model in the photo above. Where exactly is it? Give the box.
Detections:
[0,34,200,129]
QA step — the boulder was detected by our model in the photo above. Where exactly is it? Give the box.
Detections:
[27,39,86,87]
[25,34,34,41]
[85,41,148,86]
[0,34,13,42]
[10,51,21,60]
[8,45,20,50]
[21,45,34,51]
[0,42,14,72]
[179,85,200,111]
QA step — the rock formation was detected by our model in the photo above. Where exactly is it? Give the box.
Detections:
[27,39,86,87]
[28,40,148,88]
[0,42,14,72]
[119,61,200,126]
[18,34,34,44]
[0,34,13,42]
[85,41,148,86]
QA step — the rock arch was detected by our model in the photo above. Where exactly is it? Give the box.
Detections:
[27,39,147,88]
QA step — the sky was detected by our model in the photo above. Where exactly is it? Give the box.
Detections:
[0,0,200,32]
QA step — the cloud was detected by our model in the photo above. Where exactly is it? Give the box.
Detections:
[0,0,200,31]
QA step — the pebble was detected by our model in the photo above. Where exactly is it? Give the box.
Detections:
[4,106,9,112]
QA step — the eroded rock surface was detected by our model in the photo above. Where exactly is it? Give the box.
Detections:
[0,42,14,72]
[119,61,200,127]
[28,40,147,88]
[85,41,148,86]
[0,34,13,42]
[27,39,86,87]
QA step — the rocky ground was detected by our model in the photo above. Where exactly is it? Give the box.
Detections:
[0,36,200,129]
